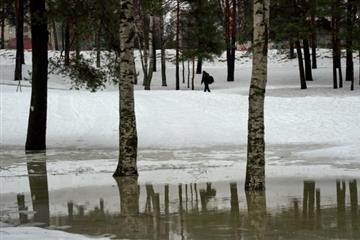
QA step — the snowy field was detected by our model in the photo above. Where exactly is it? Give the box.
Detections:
[1,49,360,153]
[1,49,359,239]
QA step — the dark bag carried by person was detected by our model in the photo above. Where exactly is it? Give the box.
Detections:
[202,71,214,85]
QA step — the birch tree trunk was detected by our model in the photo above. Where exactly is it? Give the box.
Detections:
[114,0,138,177]
[245,0,270,191]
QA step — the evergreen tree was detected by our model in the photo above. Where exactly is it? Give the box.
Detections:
[182,0,224,72]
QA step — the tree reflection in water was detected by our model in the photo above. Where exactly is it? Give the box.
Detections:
[15,173,359,240]
[245,190,266,240]
[25,153,50,226]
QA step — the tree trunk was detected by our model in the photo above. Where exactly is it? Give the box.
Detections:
[182,58,185,84]
[237,0,242,42]
[228,0,236,82]
[345,0,354,82]
[175,0,180,90]
[187,60,190,88]
[296,40,307,89]
[310,6,317,69]
[144,15,154,90]
[25,0,48,151]
[289,39,295,59]
[245,0,270,191]
[52,20,59,51]
[75,23,81,61]
[96,26,101,68]
[152,22,157,72]
[332,0,342,89]
[196,56,202,74]
[225,0,234,82]
[303,39,313,80]
[14,0,24,80]
[192,57,195,90]
[0,6,5,49]
[114,0,138,177]
[64,20,70,66]
[160,0,167,86]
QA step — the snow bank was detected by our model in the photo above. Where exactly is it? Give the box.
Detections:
[0,226,109,240]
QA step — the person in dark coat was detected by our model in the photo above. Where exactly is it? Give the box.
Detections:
[201,71,214,92]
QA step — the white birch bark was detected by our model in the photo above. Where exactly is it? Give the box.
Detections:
[114,0,138,176]
[245,0,270,191]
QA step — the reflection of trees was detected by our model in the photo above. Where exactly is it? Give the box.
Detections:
[27,154,50,226]
[199,183,216,212]
[230,183,241,240]
[349,180,358,233]
[17,194,28,224]
[336,180,346,235]
[14,178,359,239]
[245,191,267,240]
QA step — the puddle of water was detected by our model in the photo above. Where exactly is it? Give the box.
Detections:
[0,152,359,239]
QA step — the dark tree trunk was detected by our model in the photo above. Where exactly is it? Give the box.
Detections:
[192,57,195,90]
[182,59,185,84]
[332,0,342,89]
[160,0,167,86]
[75,24,80,61]
[345,0,354,82]
[196,56,202,74]
[187,60,190,88]
[14,0,24,80]
[289,39,296,59]
[332,47,338,89]
[310,10,317,69]
[227,0,236,82]
[296,40,307,89]
[176,0,180,90]
[303,39,313,80]
[152,22,156,72]
[96,26,101,68]
[52,20,59,50]
[64,20,70,66]
[0,7,5,49]
[237,0,242,42]
[25,0,48,151]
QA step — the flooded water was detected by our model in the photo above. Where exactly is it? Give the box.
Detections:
[0,150,359,239]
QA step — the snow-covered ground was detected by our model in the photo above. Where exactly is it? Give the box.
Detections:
[0,49,359,239]
[1,49,359,153]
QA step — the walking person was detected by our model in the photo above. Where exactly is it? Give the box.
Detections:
[201,71,214,92]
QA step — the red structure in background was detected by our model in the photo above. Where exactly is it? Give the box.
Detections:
[7,36,32,49]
